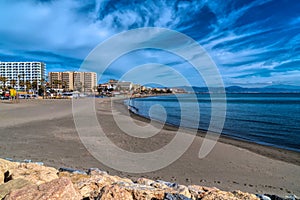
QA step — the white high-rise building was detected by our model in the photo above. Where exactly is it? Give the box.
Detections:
[0,61,46,90]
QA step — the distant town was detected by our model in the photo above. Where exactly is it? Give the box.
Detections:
[1,61,299,100]
[0,61,185,100]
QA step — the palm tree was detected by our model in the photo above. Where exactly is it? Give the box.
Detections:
[52,79,63,89]
[25,80,32,92]
[40,78,46,98]
[75,82,83,92]
[10,79,17,89]
[19,80,25,89]
[32,79,38,91]
[0,76,8,90]
[18,74,25,91]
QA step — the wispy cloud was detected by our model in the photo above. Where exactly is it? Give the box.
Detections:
[0,0,299,86]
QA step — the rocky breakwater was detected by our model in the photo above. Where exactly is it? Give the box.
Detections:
[0,158,294,200]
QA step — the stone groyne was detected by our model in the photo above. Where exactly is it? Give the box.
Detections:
[0,158,297,200]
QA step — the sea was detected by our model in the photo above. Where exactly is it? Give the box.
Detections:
[126,93,300,152]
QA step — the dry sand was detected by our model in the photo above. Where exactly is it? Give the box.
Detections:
[0,98,299,197]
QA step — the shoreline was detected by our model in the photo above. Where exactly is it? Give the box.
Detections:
[128,106,300,166]
[1,98,300,196]
[124,96,300,166]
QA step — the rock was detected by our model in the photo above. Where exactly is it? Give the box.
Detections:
[188,185,205,199]
[285,194,299,200]
[4,158,31,163]
[0,179,32,199]
[59,171,134,199]
[263,194,286,200]
[202,186,219,192]
[136,178,192,197]
[256,194,272,200]
[137,178,171,190]
[9,162,58,185]
[168,184,191,198]
[164,193,192,200]
[0,158,19,184]
[4,177,81,200]
[98,183,134,200]
[232,190,260,199]
[98,182,166,200]
[104,174,133,185]
[201,190,236,200]
[59,167,87,175]
[157,180,179,188]
[59,171,104,199]
[0,158,277,200]
[136,177,156,186]
[201,190,260,200]
[87,168,108,176]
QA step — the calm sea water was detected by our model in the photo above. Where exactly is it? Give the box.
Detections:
[127,93,300,152]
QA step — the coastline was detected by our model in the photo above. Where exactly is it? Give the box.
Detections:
[125,94,300,165]
[127,105,300,166]
[0,98,299,196]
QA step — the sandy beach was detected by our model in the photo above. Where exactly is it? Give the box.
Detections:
[0,98,299,197]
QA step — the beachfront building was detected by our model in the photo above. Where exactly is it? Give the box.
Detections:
[83,72,97,92]
[48,72,62,89]
[48,72,75,91]
[115,81,133,93]
[62,72,74,91]
[48,71,97,92]
[0,61,46,90]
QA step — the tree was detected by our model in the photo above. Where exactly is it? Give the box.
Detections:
[0,76,7,90]
[75,82,83,92]
[62,81,67,91]
[52,79,62,89]
[32,79,38,91]
[40,78,46,98]
[10,79,17,89]
[19,80,25,89]
[25,80,32,92]
[18,74,25,91]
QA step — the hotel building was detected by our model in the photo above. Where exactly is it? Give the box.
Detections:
[0,61,46,90]
[48,71,97,92]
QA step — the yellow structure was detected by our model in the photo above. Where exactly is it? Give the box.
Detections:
[9,89,17,97]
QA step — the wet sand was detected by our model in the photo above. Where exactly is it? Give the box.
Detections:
[0,98,299,196]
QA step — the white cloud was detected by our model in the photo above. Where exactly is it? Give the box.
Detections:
[0,0,299,86]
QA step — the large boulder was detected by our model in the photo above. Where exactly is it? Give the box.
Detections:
[97,183,134,200]
[0,159,18,184]
[98,182,166,200]
[201,190,259,200]
[4,177,81,200]
[188,185,218,199]
[136,178,191,198]
[9,162,58,185]
[58,171,134,199]
[0,179,32,199]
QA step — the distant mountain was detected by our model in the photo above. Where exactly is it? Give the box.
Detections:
[176,85,300,93]
[264,84,300,90]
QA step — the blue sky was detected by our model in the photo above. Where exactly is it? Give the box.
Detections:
[0,0,299,87]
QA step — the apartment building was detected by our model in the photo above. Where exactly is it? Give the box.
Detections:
[83,72,97,92]
[48,72,62,89]
[49,71,97,92]
[73,72,85,91]
[0,61,46,90]
[62,72,74,91]
[115,81,133,92]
